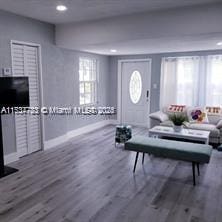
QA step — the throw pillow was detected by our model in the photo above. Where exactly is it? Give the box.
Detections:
[206,106,221,115]
[167,105,186,113]
[206,106,222,124]
[187,107,209,123]
[164,105,187,117]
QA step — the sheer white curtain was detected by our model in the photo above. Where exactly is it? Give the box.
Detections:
[160,56,200,108]
[206,55,222,106]
[160,58,177,108]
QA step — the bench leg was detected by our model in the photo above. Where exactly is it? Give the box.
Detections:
[197,163,200,176]
[133,152,139,173]
[142,153,145,164]
[192,162,196,186]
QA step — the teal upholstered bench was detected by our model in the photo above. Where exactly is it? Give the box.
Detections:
[125,136,212,185]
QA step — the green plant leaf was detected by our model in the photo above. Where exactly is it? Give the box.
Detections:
[169,113,188,126]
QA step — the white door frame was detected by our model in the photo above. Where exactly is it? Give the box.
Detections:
[117,58,152,128]
[10,40,45,152]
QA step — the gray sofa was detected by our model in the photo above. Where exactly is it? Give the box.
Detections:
[149,110,222,144]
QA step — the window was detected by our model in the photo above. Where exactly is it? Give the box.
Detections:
[79,57,97,105]
[160,55,222,107]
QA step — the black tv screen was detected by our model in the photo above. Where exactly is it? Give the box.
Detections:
[0,77,29,108]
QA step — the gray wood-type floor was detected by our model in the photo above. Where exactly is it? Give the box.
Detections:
[0,125,222,222]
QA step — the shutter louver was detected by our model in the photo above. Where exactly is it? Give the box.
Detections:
[11,43,41,157]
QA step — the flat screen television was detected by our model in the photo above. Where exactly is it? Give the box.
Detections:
[0,77,29,108]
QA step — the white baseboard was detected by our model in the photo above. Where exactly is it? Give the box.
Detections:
[4,152,19,164]
[108,119,119,125]
[44,119,118,150]
[44,133,69,150]
[67,119,115,139]
[4,119,119,163]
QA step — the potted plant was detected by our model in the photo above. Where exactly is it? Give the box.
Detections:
[169,113,187,132]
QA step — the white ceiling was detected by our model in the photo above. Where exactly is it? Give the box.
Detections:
[56,3,222,55]
[0,0,221,24]
[1,0,222,55]
[81,34,222,55]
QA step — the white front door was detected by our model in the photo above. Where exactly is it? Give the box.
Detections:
[121,60,151,127]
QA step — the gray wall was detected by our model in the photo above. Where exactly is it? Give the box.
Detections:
[109,50,222,117]
[43,47,110,140]
[0,10,110,155]
[1,8,222,156]
[0,9,54,155]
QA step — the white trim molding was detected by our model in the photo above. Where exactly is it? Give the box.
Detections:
[5,119,118,162]
[4,152,19,164]
[68,120,111,139]
[108,119,119,125]
[44,133,69,151]
[44,119,117,150]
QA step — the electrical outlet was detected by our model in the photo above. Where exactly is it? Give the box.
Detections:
[2,68,12,76]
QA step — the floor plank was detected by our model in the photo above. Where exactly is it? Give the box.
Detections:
[0,125,221,222]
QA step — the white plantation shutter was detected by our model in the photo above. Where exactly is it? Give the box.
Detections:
[11,44,28,157]
[11,43,41,157]
[15,115,28,157]
[25,46,41,154]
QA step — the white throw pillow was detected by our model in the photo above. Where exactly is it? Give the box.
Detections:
[187,107,209,123]
[149,111,169,122]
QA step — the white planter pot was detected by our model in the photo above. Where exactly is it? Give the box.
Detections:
[173,125,183,132]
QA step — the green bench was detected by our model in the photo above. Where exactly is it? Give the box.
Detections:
[125,136,212,185]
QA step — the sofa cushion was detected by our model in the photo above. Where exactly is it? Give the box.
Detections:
[188,123,220,138]
[208,114,221,125]
[149,111,169,122]
[216,119,222,129]
[160,120,174,127]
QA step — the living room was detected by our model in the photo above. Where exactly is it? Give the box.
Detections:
[0,0,222,222]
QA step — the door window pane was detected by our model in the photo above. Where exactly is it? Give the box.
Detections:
[129,71,142,104]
